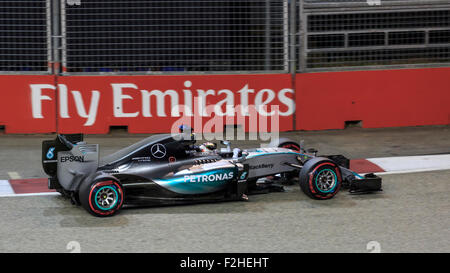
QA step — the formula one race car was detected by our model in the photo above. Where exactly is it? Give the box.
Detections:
[42,128,382,217]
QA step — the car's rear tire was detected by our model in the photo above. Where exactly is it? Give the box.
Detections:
[79,177,124,217]
[299,157,341,200]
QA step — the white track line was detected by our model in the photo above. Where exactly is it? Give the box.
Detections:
[374,167,450,176]
[0,192,60,198]
[7,172,21,180]
[0,180,15,196]
[367,154,450,173]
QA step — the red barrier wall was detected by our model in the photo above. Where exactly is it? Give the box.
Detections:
[0,68,448,134]
[0,75,56,133]
[295,67,450,130]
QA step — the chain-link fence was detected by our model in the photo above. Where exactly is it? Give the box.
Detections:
[0,0,449,74]
[299,0,450,71]
[0,0,50,73]
[62,0,289,74]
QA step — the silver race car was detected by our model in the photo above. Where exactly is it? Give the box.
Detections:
[42,128,382,217]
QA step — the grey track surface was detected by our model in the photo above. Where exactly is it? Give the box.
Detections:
[0,125,449,252]
[0,170,448,253]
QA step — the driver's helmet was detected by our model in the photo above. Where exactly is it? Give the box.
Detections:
[203,142,217,150]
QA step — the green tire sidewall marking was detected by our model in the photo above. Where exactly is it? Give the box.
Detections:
[94,185,119,211]
[314,168,338,193]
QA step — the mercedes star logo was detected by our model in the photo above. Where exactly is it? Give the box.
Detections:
[151,143,167,159]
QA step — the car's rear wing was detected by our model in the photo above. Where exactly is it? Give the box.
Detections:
[42,134,99,192]
[42,134,84,177]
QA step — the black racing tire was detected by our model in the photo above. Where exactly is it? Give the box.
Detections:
[79,177,124,217]
[270,138,301,152]
[299,157,342,200]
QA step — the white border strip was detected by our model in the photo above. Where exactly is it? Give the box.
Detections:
[367,154,450,173]
[0,180,15,196]
[0,192,60,198]
[374,167,450,176]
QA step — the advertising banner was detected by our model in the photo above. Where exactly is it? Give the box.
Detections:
[23,74,295,134]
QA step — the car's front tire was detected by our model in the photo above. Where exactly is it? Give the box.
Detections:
[299,157,341,200]
[79,177,124,217]
[270,137,301,152]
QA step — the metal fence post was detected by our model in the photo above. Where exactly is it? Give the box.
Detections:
[298,0,307,73]
[289,0,298,130]
[51,0,62,74]
[289,0,297,74]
